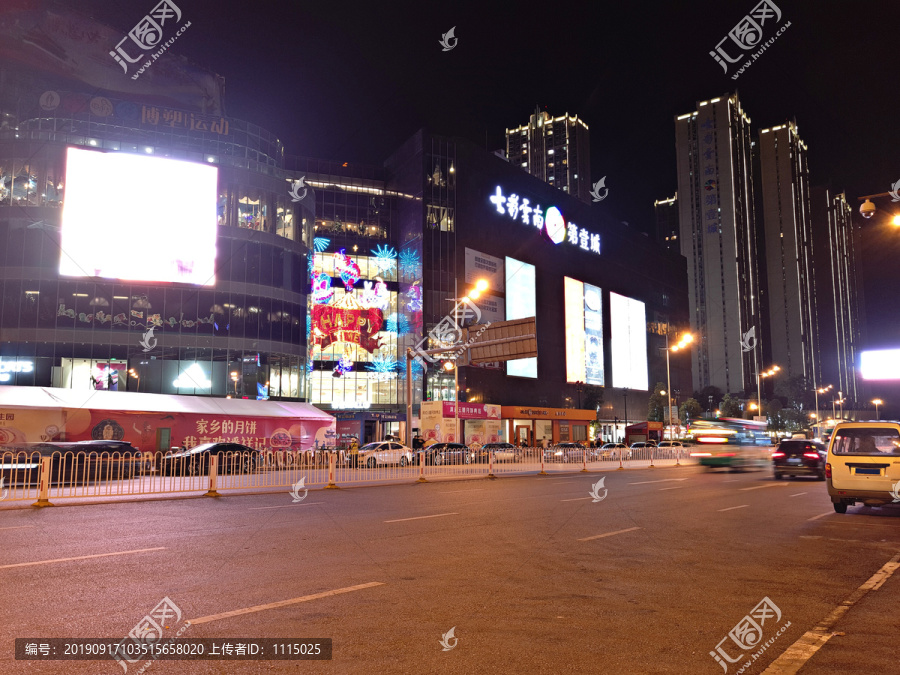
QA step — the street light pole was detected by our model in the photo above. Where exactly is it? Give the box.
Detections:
[665,333,672,442]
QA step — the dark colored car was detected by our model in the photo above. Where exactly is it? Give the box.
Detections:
[0,440,141,485]
[772,439,826,480]
[160,442,261,476]
[468,446,491,464]
[544,442,594,463]
[423,443,471,465]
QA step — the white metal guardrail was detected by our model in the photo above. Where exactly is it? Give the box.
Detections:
[0,445,700,506]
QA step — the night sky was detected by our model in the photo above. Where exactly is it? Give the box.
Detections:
[61,0,900,401]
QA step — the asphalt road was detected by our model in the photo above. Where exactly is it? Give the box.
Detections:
[2,462,899,674]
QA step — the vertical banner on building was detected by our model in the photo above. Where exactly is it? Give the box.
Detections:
[610,292,648,390]
[584,283,604,386]
[465,248,505,292]
[506,257,537,378]
[564,277,586,382]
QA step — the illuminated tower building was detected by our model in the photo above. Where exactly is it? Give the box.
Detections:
[674,93,761,394]
[505,107,592,203]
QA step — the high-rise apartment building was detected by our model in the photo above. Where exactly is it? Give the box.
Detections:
[674,94,761,394]
[757,121,819,385]
[654,193,679,250]
[505,107,591,203]
[810,187,863,402]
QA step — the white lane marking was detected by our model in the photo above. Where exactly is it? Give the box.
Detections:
[807,511,834,522]
[762,554,900,674]
[545,480,575,484]
[739,483,785,491]
[546,476,577,480]
[578,526,642,542]
[0,526,35,531]
[718,505,750,512]
[561,497,592,502]
[0,547,166,570]
[628,478,689,485]
[187,582,385,626]
[439,489,485,494]
[790,493,807,497]
[249,502,325,510]
[659,486,685,491]
[384,512,459,523]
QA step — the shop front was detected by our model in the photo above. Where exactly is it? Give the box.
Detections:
[624,421,664,445]
[419,401,502,445]
[334,411,404,447]
[501,406,597,446]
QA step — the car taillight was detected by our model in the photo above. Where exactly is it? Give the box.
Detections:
[690,452,712,457]
[771,452,785,458]
[825,463,832,478]
[802,452,820,459]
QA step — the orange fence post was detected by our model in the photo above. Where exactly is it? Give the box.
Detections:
[33,456,53,507]
[326,452,338,489]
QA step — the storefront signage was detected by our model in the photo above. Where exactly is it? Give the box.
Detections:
[0,360,34,382]
[441,402,501,420]
[489,186,601,256]
[332,400,371,410]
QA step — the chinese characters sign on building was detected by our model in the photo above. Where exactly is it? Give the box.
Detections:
[489,186,601,256]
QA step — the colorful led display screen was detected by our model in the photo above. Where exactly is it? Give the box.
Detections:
[505,257,537,378]
[60,147,218,285]
[610,292,648,390]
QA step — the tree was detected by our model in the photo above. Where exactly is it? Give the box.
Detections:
[647,382,668,422]
[774,375,813,411]
[679,398,703,423]
[694,386,723,412]
[719,393,743,418]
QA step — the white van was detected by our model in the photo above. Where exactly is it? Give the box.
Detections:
[826,422,900,513]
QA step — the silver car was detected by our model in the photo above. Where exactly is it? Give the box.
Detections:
[357,441,414,468]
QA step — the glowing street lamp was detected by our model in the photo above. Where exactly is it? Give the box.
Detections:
[873,398,883,420]
[128,368,140,392]
[664,333,693,441]
[757,364,780,414]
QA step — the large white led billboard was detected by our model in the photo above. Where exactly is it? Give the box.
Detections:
[564,277,604,386]
[610,292,648,390]
[505,257,537,378]
[860,349,900,380]
[60,147,218,285]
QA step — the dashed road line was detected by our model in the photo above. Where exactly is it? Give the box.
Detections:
[439,489,485,494]
[249,503,324,510]
[187,582,385,625]
[0,547,166,570]
[807,511,833,522]
[718,505,749,512]
[762,553,900,674]
[384,512,459,523]
[0,525,35,531]
[578,526,642,542]
[739,483,785,491]
[659,486,685,491]
[561,497,592,502]
[789,493,807,497]
[629,478,689,485]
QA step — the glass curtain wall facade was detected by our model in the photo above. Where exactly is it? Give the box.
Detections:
[0,103,312,400]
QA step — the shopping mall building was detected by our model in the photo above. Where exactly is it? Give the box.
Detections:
[0,6,690,445]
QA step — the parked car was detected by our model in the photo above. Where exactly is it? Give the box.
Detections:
[423,443,471,465]
[629,441,657,456]
[468,445,492,464]
[600,443,630,459]
[484,443,522,462]
[772,439,826,480]
[0,440,142,484]
[656,441,685,457]
[161,442,261,476]
[543,442,592,463]
[357,441,414,468]
[826,422,900,513]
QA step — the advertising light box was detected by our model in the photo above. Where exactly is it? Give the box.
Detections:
[610,292,648,390]
[564,278,604,386]
[505,257,537,378]
[860,349,900,380]
[60,147,218,285]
